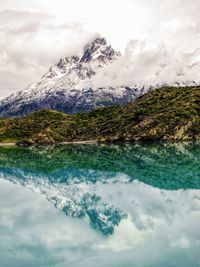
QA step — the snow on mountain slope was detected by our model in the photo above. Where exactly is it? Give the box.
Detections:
[0,37,148,117]
[0,37,199,118]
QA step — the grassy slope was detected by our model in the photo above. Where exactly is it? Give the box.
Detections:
[0,86,199,143]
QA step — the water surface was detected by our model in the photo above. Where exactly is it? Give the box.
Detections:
[0,142,200,266]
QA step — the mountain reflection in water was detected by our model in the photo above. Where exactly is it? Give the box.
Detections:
[0,142,200,267]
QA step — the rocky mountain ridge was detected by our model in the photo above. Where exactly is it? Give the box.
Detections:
[0,37,199,118]
[0,37,145,117]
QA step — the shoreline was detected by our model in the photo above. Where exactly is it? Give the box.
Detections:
[60,140,98,145]
[0,140,99,147]
[0,143,16,146]
[0,140,198,147]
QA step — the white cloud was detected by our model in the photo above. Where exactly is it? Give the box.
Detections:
[0,9,97,98]
[91,40,200,88]
[0,0,200,99]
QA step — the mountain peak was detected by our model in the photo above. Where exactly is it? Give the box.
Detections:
[80,37,120,63]
[83,37,107,54]
[91,37,107,47]
[0,37,136,118]
[43,37,120,80]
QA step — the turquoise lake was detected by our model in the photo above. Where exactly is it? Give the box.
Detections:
[0,142,200,267]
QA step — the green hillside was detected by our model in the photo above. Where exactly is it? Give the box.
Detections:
[0,86,199,144]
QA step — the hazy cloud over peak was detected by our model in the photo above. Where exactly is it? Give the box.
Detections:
[0,0,200,98]
[0,8,98,98]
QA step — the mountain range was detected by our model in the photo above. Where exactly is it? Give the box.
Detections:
[0,37,150,118]
[0,37,199,143]
[3,36,198,118]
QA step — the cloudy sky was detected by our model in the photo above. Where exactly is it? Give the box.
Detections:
[0,0,200,98]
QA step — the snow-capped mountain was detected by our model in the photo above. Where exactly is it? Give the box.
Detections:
[0,36,198,118]
[0,37,147,118]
